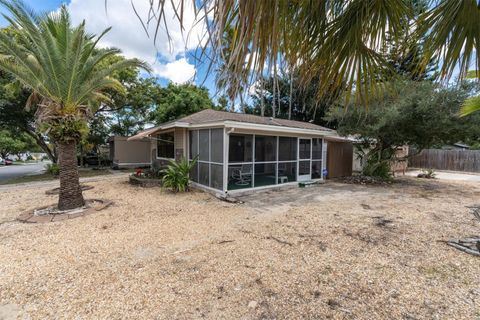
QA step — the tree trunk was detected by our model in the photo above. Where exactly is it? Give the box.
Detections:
[57,140,84,210]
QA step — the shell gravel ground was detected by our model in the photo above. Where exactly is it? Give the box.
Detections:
[0,176,479,319]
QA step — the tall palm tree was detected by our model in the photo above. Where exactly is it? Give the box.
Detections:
[0,0,149,210]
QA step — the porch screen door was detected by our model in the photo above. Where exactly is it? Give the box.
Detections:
[298,138,311,181]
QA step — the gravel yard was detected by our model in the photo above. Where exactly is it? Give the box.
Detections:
[1,176,479,319]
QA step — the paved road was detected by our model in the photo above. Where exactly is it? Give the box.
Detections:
[0,162,47,183]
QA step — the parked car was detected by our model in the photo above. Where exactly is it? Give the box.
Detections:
[78,152,99,166]
[1,158,13,165]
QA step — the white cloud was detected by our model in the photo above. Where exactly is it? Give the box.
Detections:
[67,0,205,82]
[153,58,195,84]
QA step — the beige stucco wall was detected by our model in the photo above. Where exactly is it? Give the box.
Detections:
[111,136,151,168]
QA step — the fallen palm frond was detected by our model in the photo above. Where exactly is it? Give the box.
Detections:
[444,205,480,257]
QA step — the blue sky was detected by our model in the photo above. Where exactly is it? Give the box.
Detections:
[0,0,218,97]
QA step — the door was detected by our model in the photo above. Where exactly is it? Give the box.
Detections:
[298,138,311,181]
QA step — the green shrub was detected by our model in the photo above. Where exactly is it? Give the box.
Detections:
[162,157,197,192]
[45,163,59,176]
[362,159,392,179]
[359,148,393,180]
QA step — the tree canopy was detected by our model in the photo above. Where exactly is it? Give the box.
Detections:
[326,80,480,176]
[150,83,215,124]
[0,129,38,159]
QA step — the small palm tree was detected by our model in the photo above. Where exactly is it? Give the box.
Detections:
[0,0,149,210]
[161,157,198,193]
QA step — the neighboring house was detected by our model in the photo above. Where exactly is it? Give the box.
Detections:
[129,109,351,195]
[108,136,151,169]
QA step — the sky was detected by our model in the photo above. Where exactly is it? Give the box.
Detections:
[0,0,218,95]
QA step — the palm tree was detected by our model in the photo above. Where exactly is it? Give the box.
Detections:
[0,0,149,210]
[136,0,479,109]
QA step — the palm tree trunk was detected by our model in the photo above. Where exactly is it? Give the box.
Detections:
[57,140,84,210]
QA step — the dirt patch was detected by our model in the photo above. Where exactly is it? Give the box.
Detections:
[0,176,479,319]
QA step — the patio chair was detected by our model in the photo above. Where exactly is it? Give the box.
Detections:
[231,164,253,185]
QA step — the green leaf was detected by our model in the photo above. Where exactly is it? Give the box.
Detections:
[461,95,480,116]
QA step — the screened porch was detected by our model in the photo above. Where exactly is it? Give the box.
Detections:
[188,128,326,194]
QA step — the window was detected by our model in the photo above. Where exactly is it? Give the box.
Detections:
[199,162,209,186]
[254,163,276,187]
[278,162,296,183]
[299,139,311,159]
[312,161,322,179]
[312,138,322,159]
[210,164,223,189]
[311,139,323,179]
[229,134,253,163]
[255,135,277,162]
[189,130,198,160]
[228,134,253,190]
[157,132,175,159]
[279,137,297,161]
[210,129,224,163]
[278,137,297,184]
[199,130,210,161]
[189,129,224,191]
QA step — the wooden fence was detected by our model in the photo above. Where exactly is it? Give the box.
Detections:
[409,149,480,173]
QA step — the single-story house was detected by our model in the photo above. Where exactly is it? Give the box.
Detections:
[108,136,151,169]
[129,109,351,195]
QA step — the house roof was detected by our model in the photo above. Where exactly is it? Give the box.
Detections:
[178,109,334,131]
[129,109,336,140]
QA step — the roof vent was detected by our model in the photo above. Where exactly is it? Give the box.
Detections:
[269,117,274,121]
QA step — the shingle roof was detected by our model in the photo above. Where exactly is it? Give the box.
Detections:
[129,109,334,140]
[177,109,333,131]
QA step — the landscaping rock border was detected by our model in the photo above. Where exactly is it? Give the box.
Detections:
[129,175,163,188]
[17,199,112,223]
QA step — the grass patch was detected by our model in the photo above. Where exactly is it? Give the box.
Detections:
[0,168,112,185]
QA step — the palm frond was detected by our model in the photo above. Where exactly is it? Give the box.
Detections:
[0,0,149,118]
[461,95,480,116]
[420,0,480,80]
